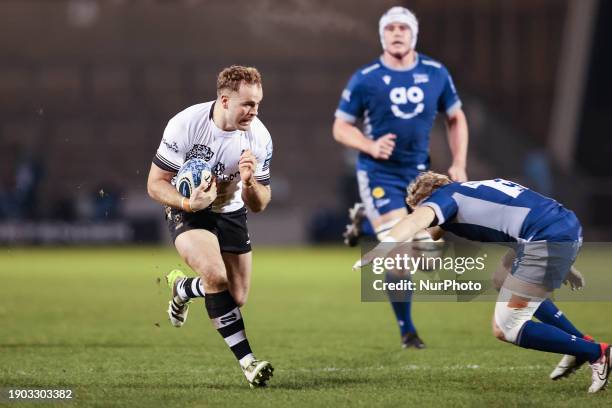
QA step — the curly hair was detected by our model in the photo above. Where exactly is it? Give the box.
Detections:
[406,171,452,209]
[216,65,262,94]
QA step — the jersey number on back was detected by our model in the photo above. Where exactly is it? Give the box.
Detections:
[462,179,527,198]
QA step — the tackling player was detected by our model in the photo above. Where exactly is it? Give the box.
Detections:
[355,172,610,393]
[147,65,274,388]
[333,6,469,348]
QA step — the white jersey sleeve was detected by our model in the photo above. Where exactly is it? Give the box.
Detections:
[248,119,272,186]
[254,137,272,186]
[153,116,191,172]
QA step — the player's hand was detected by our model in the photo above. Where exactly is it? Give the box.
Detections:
[352,241,396,270]
[369,133,396,160]
[563,267,585,291]
[239,149,258,184]
[189,178,217,211]
[448,164,467,182]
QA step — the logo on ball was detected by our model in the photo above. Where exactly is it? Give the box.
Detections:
[176,158,212,198]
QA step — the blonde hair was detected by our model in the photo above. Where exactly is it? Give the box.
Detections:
[216,65,262,95]
[406,171,452,209]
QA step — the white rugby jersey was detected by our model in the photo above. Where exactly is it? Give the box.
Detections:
[153,101,273,213]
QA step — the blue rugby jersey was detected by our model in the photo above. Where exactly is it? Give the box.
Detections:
[335,54,461,177]
[421,179,581,242]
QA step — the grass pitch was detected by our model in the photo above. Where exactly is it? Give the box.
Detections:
[1,246,611,407]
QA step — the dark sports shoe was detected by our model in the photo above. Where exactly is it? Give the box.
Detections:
[402,332,426,349]
[343,203,366,247]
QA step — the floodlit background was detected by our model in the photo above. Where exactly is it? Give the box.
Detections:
[1,0,610,245]
[1,1,611,406]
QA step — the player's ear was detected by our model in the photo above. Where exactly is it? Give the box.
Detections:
[220,94,230,109]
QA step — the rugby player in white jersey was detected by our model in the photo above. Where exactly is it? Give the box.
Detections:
[147,65,274,388]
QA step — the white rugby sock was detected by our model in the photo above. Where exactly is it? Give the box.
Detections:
[175,277,205,302]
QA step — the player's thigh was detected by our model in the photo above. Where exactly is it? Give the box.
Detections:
[357,170,408,231]
[222,251,252,307]
[175,229,228,291]
[492,248,516,291]
[508,242,577,295]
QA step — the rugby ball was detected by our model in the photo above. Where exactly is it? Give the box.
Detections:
[176,158,212,198]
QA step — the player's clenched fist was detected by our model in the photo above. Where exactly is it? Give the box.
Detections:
[239,149,258,183]
[369,133,396,160]
[189,178,217,211]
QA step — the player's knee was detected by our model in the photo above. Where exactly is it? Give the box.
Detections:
[232,291,248,307]
[492,273,506,292]
[184,255,227,289]
[491,318,508,342]
[493,292,541,344]
[206,272,228,289]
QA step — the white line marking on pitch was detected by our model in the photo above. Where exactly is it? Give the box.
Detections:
[279,365,547,373]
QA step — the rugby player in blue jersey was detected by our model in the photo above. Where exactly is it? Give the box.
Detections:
[355,171,610,393]
[333,6,469,349]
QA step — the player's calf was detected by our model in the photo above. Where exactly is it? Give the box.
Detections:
[205,290,273,387]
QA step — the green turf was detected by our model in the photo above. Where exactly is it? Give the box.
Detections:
[0,246,611,407]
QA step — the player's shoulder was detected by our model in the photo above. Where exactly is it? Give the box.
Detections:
[427,182,462,201]
[417,54,451,74]
[439,182,461,194]
[350,58,384,80]
[247,118,272,160]
[248,117,272,144]
[168,101,214,126]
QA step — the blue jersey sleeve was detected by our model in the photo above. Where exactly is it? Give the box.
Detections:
[420,188,458,226]
[437,67,462,116]
[335,72,365,123]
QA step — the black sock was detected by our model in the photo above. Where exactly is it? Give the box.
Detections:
[204,290,254,366]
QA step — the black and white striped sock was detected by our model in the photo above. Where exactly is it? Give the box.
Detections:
[175,277,205,303]
[205,290,255,368]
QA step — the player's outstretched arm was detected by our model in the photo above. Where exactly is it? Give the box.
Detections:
[353,206,436,269]
[445,109,469,182]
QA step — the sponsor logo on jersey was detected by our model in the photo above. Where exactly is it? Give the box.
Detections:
[375,198,391,208]
[186,144,214,162]
[218,171,241,183]
[372,186,386,199]
[389,86,425,119]
[382,75,391,85]
[212,162,242,183]
[162,138,179,153]
[212,162,226,176]
[413,73,429,84]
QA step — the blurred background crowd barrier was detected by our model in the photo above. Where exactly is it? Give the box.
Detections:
[0,0,610,245]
